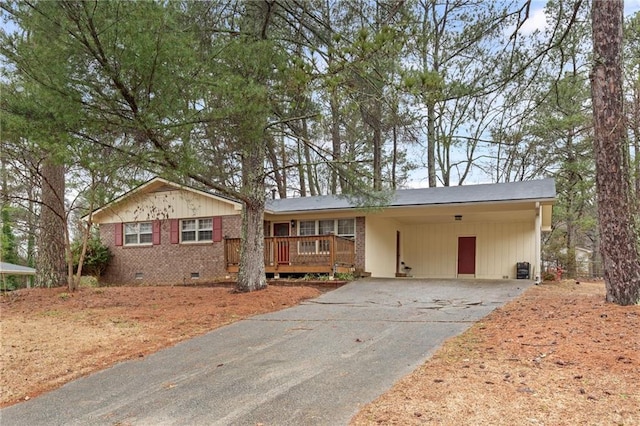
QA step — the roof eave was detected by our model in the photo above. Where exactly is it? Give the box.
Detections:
[266,196,556,215]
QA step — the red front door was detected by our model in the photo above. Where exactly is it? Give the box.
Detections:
[274,223,290,264]
[457,236,476,275]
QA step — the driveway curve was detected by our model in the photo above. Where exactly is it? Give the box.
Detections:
[1,278,531,426]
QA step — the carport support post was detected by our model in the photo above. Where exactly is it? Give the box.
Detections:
[535,203,542,282]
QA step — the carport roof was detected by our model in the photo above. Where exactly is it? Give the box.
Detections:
[266,178,555,213]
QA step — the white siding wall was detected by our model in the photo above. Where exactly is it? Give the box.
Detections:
[97,190,238,223]
[365,216,400,278]
[400,221,537,279]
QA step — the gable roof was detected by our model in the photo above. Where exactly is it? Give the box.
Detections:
[88,177,556,221]
[87,177,242,222]
[266,178,555,214]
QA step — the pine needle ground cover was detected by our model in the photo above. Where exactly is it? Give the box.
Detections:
[352,281,640,425]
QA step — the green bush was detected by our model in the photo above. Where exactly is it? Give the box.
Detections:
[72,235,112,277]
[334,272,355,281]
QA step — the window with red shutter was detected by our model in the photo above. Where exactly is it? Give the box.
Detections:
[170,219,179,244]
[153,220,161,245]
[115,223,123,246]
[213,216,223,242]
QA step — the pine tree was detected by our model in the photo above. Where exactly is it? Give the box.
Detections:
[591,0,640,305]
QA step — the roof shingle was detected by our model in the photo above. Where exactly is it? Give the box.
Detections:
[266,178,555,213]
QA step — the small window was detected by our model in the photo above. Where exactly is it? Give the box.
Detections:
[298,220,316,254]
[298,220,315,236]
[124,222,153,245]
[181,218,213,243]
[198,218,213,241]
[190,272,200,279]
[337,219,355,239]
[319,220,334,235]
[318,220,333,252]
[181,219,196,242]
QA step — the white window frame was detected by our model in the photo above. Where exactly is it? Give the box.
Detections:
[336,218,355,240]
[298,220,317,254]
[297,218,355,254]
[124,222,153,246]
[181,218,213,243]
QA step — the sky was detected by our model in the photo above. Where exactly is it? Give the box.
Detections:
[521,0,640,35]
[403,0,640,188]
[2,1,639,190]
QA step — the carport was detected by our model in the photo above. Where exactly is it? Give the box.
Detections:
[363,180,555,280]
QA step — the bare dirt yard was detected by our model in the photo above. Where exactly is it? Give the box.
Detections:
[1,280,638,426]
[0,284,321,407]
[352,280,640,425]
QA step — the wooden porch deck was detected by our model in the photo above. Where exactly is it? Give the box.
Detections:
[224,235,355,276]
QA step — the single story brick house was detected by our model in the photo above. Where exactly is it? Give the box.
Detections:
[89,177,555,285]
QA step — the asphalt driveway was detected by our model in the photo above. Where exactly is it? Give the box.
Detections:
[1,278,532,426]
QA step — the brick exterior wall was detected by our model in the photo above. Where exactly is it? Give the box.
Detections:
[100,215,241,285]
[355,216,365,271]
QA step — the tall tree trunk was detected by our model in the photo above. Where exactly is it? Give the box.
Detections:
[36,160,66,287]
[1,162,19,289]
[302,119,318,196]
[234,0,271,292]
[330,88,342,195]
[237,143,267,292]
[237,198,267,292]
[591,0,640,305]
[565,135,578,279]
[372,101,383,191]
[26,174,36,288]
[266,136,286,198]
[391,123,398,190]
[426,100,437,187]
[632,86,640,205]
[296,137,307,197]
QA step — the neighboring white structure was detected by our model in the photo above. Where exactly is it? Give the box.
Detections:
[1,262,36,289]
[575,247,594,276]
[0,262,36,276]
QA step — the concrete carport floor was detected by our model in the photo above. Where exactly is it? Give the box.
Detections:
[0,278,532,426]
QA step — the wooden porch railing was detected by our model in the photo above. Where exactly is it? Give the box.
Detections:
[224,235,355,275]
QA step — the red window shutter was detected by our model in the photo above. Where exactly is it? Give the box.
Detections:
[213,216,223,242]
[153,220,161,245]
[170,219,179,244]
[115,223,123,246]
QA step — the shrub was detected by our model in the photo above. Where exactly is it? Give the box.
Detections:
[542,270,557,282]
[72,235,112,277]
[334,272,355,281]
